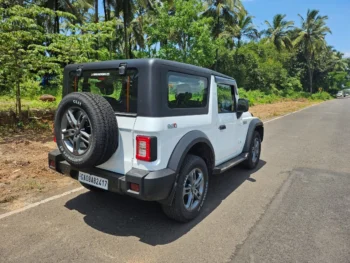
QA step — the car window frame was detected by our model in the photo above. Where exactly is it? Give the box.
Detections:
[166,71,209,109]
[217,82,236,114]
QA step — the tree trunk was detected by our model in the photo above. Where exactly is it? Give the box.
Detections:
[107,0,111,21]
[308,66,313,94]
[214,15,220,70]
[95,0,99,23]
[103,0,108,21]
[123,1,129,59]
[14,51,21,120]
[54,0,59,33]
[234,37,241,65]
[16,81,21,121]
[109,40,112,59]
[129,37,133,58]
[124,20,128,58]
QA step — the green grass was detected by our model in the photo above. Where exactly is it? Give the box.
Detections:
[238,88,333,106]
[0,96,60,111]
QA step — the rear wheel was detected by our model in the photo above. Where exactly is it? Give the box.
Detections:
[162,154,209,222]
[243,131,261,169]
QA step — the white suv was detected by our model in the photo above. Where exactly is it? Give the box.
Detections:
[48,59,264,222]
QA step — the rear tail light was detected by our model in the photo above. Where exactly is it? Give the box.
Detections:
[49,160,56,169]
[130,183,140,192]
[136,135,157,162]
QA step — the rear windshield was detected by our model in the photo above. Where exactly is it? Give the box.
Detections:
[68,69,138,114]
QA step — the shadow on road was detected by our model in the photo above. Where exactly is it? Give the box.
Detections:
[65,160,266,246]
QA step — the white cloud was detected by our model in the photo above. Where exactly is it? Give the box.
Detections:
[344,52,350,58]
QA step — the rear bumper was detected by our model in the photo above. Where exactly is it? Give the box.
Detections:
[48,149,176,202]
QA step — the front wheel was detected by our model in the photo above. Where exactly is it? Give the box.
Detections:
[243,131,261,169]
[162,154,209,222]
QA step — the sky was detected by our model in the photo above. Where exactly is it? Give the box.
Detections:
[243,0,350,57]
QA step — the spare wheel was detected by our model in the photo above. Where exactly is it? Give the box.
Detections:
[54,92,118,169]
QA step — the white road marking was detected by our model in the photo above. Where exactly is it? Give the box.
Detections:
[0,100,329,220]
[0,187,84,220]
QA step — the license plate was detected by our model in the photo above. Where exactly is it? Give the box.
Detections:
[78,172,108,190]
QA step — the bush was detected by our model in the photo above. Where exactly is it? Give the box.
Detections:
[238,88,280,106]
[21,79,41,99]
[310,91,333,101]
[239,88,332,106]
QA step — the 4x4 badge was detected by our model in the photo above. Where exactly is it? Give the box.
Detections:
[167,123,177,129]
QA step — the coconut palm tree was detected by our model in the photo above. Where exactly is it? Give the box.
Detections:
[263,14,294,51]
[294,9,331,93]
[233,11,258,48]
[114,0,135,58]
[103,0,112,21]
[113,0,153,58]
[203,0,243,69]
[94,0,99,22]
[203,0,243,36]
[219,10,258,50]
[42,0,92,33]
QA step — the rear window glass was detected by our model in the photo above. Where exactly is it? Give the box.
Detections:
[69,69,138,114]
[168,72,208,108]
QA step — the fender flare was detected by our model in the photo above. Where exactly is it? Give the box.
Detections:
[159,130,215,206]
[243,119,264,152]
[167,130,215,174]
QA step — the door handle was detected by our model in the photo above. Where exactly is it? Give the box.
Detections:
[219,125,226,130]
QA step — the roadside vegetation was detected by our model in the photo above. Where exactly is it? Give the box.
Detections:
[0,0,349,120]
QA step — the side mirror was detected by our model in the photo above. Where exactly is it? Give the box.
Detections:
[237,98,249,113]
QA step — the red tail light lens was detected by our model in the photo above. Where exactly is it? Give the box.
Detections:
[136,136,157,162]
[49,160,56,169]
[130,183,140,192]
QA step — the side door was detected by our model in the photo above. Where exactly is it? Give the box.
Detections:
[213,79,240,164]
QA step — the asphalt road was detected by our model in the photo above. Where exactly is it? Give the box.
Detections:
[1,98,350,263]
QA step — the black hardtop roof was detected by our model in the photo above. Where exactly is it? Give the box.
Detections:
[65,58,234,80]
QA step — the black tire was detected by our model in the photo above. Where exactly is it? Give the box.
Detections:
[162,154,209,223]
[80,182,104,192]
[54,92,118,169]
[243,131,261,169]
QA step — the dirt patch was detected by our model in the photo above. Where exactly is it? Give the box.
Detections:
[0,130,79,212]
[250,99,321,120]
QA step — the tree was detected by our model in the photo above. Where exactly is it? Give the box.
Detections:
[203,0,243,69]
[294,9,331,93]
[220,9,258,49]
[94,0,99,22]
[103,0,113,21]
[114,0,135,58]
[38,0,92,33]
[146,0,216,67]
[263,14,294,51]
[0,5,67,118]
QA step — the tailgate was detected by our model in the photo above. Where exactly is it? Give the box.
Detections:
[96,116,136,174]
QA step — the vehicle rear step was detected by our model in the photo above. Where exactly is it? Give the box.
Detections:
[213,152,249,174]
